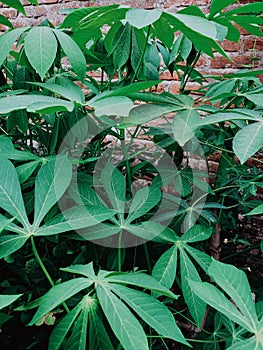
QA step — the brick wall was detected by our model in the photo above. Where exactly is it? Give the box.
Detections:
[0,0,262,92]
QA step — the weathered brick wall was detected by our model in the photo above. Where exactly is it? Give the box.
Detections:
[0,0,262,92]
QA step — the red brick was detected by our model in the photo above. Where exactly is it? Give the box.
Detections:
[243,38,263,51]
[221,40,241,52]
[211,55,259,69]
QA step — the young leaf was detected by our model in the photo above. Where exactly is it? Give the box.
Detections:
[33,156,72,228]
[24,27,58,80]
[0,294,22,310]
[180,249,207,328]
[233,122,263,164]
[96,285,149,350]
[0,158,29,227]
[53,29,86,80]
[111,284,189,346]
[29,278,92,325]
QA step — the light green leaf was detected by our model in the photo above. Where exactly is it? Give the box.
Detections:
[107,271,177,299]
[111,284,189,346]
[89,304,115,350]
[32,80,85,104]
[126,9,161,29]
[36,206,115,236]
[208,259,257,331]
[183,245,211,273]
[152,245,178,290]
[24,27,57,80]
[0,27,27,70]
[29,278,92,325]
[244,94,263,106]
[226,336,258,350]
[181,225,213,243]
[124,221,168,242]
[60,262,95,279]
[0,94,74,114]
[172,109,200,146]
[0,136,14,152]
[90,96,134,117]
[16,160,41,184]
[0,294,22,310]
[180,249,206,327]
[78,223,120,241]
[96,285,149,350]
[245,204,263,216]
[126,186,161,223]
[233,122,263,164]
[0,158,28,227]
[53,29,86,80]
[188,280,252,331]
[33,156,72,228]
[0,235,29,259]
[49,303,83,350]
[120,103,182,128]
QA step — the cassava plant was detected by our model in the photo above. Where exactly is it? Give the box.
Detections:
[0,0,263,349]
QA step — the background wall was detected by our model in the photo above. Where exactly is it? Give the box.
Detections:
[0,0,262,93]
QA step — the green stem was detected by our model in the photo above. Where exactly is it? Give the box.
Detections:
[143,243,152,274]
[118,231,123,272]
[120,129,133,196]
[31,236,70,314]
[131,25,151,83]
[180,50,201,93]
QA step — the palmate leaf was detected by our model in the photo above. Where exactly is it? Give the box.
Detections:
[181,225,213,243]
[89,96,134,117]
[96,284,149,350]
[33,156,72,228]
[233,122,263,164]
[226,336,259,350]
[0,235,29,259]
[126,8,161,29]
[24,27,57,80]
[180,249,207,328]
[63,307,89,350]
[29,278,92,325]
[172,109,200,146]
[111,284,189,346]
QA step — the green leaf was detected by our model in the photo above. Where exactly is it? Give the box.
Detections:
[183,245,211,273]
[33,79,85,104]
[111,284,189,346]
[24,27,57,80]
[89,304,115,350]
[63,307,89,350]
[35,205,115,236]
[96,285,149,350]
[126,9,161,29]
[0,94,74,114]
[126,186,161,223]
[233,122,263,164]
[49,303,83,350]
[0,235,29,259]
[226,2,263,15]
[181,225,213,243]
[29,278,92,325]
[16,160,41,184]
[180,249,206,327]
[226,336,258,350]
[172,109,200,146]
[244,94,263,106]
[33,156,72,228]
[0,294,22,310]
[0,216,15,233]
[209,0,236,18]
[60,262,95,279]
[0,27,26,68]
[53,29,86,80]
[0,14,13,29]
[89,96,134,117]
[120,103,182,128]
[113,24,131,69]
[152,245,178,290]
[245,204,263,216]
[153,17,174,48]
[0,158,28,227]
[1,0,26,14]
[188,280,252,331]
[107,272,177,299]
[208,259,257,331]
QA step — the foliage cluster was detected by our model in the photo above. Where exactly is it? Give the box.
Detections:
[0,0,263,349]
